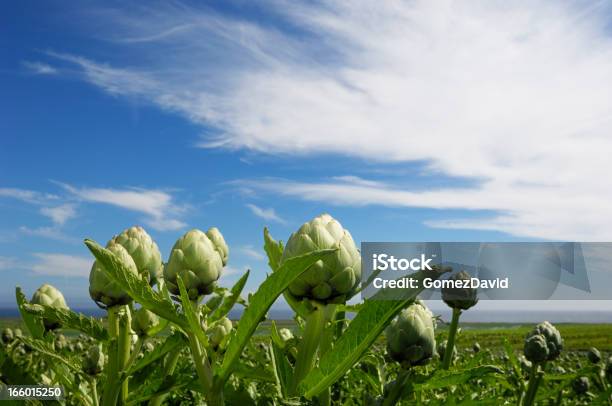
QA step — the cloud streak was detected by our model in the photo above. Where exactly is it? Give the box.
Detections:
[42,0,612,240]
[30,253,92,278]
[246,203,286,224]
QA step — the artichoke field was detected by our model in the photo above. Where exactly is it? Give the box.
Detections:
[1,215,611,405]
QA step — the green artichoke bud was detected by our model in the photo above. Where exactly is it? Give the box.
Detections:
[89,242,139,308]
[55,334,68,351]
[523,321,563,363]
[572,376,589,395]
[278,328,294,343]
[131,308,161,336]
[280,214,361,304]
[82,344,105,376]
[587,347,601,364]
[164,228,228,301]
[109,226,163,286]
[437,340,457,363]
[472,342,480,353]
[208,317,233,350]
[441,271,478,310]
[31,284,69,330]
[1,327,13,344]
[385,301,436,367]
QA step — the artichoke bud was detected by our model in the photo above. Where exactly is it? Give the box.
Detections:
[472,342,481,353]
[385,300,436,367]
[572,376,590,395]
[278,328,294,343]
[131,308,161,337]
[523,321,563,363]
[164,228,227,301]
[441,271,478,310]
[587,347,601,364]
[208,317,233,350]
[55,334,68,351]
[1,328,14,344]
[109,226,163,286]
[82,344,105,376]
[280,214,361,305]
[31,284,69,330]
[89,242,139,308]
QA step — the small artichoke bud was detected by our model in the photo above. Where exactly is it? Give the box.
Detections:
[131,308,161,337]
[1,328,14,344]
[89,242,139,308]
[587,347,601,364]
[164,229,228,301]
[280,214,361,304]
[144,341,155,353]
[385,301,436,367]
[208,317,233,350]
[523,321,563,363]
[472,342,481,353]
[437,340,457,363]
[82,344,105,375]
[55,334,68,351]
[76,341,84,352]
[278,328,294,343]
[31,284,69,330]
[441,271,478,311]
[572,376,589,395]
[109,226,163,286]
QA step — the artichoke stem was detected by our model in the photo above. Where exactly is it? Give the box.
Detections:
[90,376,99,406]
[442,307,461,370]
[185,329,219,404]
[149,349,181,406]
[102,309,120,406]
[116,306,132,404]
[523,362,544,406]
[291,304,328,395]
[382,368,411,406]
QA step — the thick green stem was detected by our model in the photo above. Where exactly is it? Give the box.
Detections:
[90,377,99,406]
[290,304,328,395]
[117,306,132,404]
[523,363,544,406]
[442,307,461,370]
[148,349,181,406]
[186,330,221,405]
[102,308,120,406]
[382,369,411,406]
[317,307,337,406]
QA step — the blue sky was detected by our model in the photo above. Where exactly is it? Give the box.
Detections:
[2,1,612,311]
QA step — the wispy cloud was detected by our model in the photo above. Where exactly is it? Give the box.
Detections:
[22,61,58,75]
[43,1,612,240]
[0,188,59,204]
[60,183,186,231]
[40,203,77,226]
[30,253,92,278]
[19,226,77,243]
[0,256,17,271]
[239,245,265,261]
[246,203,286,224]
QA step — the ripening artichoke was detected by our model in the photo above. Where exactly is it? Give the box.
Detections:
[385,301,436,367]
[441,271,478,310]
[280,214,361,304]
[473,342,481,353]
[82,344,105,376]
[278,328,294,343]
[208,317,233,350]
[164,228,228,301]
[31,284,69,330]
[523,321,563,363]
[131,308,161,337]
[89,242,139,308]
[109,226,163,286]
[1,328,14,344]
[587,347,601,364]
[572,376,590,395]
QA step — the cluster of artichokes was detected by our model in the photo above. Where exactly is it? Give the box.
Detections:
[523,321,563,364]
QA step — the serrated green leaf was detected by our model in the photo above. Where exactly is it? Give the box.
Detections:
[128,333,184,375]
[84,239,189,331]
[415,365,503,390]
[176,276,210,349]
[19,336,82,375]
[217,248,336,384]
[15,286,45,339]
[210,270,249,321]
[301,266,449,398]
[270,322,293,397]
[263,227,283,272]
[22,303,109,341]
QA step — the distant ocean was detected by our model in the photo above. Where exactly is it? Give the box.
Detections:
[1,307,610,323]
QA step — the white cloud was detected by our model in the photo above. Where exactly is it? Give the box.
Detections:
[61,183,186,231]
[0,188,59,204]
[40,204,77,226]
[22,61,58,75]
[30,253,92,278]
[49,1,612,240]
[0,256,17,271]
[246,203,286,224]
[239,245,265,261]
[19,226,76,242]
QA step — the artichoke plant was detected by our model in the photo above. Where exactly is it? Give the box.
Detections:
[164,228,228,301]
[587,346,601,364]
[1,327,13,344]
[89,242,139,308]
[572,376,590,395]
[523,321,563,363]
[441,271,478,311]
[208,317,233,350]
[280,214,361,304]
[109,226,163,286]
[31,284,69,330]
[385,300,437,367]
[83,344,105,376]
[131,308,161,337]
